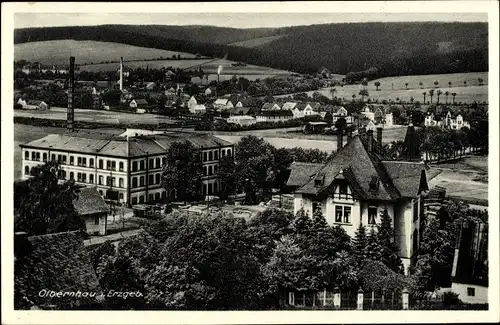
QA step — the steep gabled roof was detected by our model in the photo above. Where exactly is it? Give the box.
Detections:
[286,162,324,188]
[73,187,109,216]
[15,231,101,309]
[382,161,429,198]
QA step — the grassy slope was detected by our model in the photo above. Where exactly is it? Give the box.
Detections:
[15,22,488,76]
[229,35,288,48]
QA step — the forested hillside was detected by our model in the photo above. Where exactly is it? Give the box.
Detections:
[15,22,488,76]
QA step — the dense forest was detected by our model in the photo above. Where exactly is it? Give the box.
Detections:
[15,22,488,76]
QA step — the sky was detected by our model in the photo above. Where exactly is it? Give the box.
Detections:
[14,13,488,29]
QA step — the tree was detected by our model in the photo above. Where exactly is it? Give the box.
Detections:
[323,111,333,126]
[434,81,439,88]
[353,224,368,266]
[377,209,403,274]
[161,141,203,202]
[451,92,457,105]
[329,87,337,98]
[351,94,356,101]
[444,91,450,104]
[14,161,85,236]
[374,81,381,91]
[101,89,122,107]
[463,80,467,86]
[359,89,369,102]
[422,91,426,104]
[217,155,237,200]
[405,82,409,90]
[334,117,347,133]
[478,77,484,86]
[448,81,452,88]
[436,90,442,104]
[428,89,434,104]
[365,227,382,261]
[419,81,423,89]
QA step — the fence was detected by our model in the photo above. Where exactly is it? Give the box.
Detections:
[286,288,409,310]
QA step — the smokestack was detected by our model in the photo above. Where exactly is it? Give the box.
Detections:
[120,56,123,91]
[337,130,343,150]
[367,129,374,153]
[67,56,75,132]
[376,126,383,152]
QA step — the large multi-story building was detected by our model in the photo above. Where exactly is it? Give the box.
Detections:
[20,130,234,206]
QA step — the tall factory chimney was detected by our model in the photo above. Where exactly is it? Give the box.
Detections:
[120,56,123,91]
[67,56,75,132]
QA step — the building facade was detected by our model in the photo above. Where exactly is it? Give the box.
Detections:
[20,131,234,206]
[290,127,429,274]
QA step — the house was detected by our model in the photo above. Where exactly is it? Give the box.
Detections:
[129,98,149,109]
[73,187,109,236]
[187,96,198,110]
[256,110,294,122]
[214,95,244,111]
[292,103,320,119]
[363,105,393,126]
[204,87,213,96]
[292,125,429,274]
[14,231,102,309]
[227,115,257,126]
[331,106,354,125]
[17,98,27,108]
[26,100,49,111]
[450,220,488,304]
[228,107,252,116]
[262,102,281,111]
[282,102,298,111]
[190,104,206,115]
[286,162,325,193]
[444,112,470,129]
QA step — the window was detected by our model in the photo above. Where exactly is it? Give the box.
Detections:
[51,154,56,161]
[119,178,124,188]
[155,158,160,169]
[335,205,352,224]
[119,162,124,171]
[344,206,351,223]
[69,172,74,180]
[98,176,103,185]
[132,197,137,205]
[312,201,322,214]
[94,216,100,225]
[24,166,29,175]
[99,159,103,169]
[155,192,160,201]
[368,206,377,225]
[204,166,208,176]
[139,195,145,203]
[467,287,475,297]
[82,158,87,167]
[214,165,218,173]
[78,157,82,166]
[413,199,419,222]
[132,161,138,172]
[36,152,40,161]
[132,177,137,188]
[214,151,218,160]
[221,149,226,157]
[227,149,232,157]
[148,194,154,202]
[148,175,154,185]
[203,152,208,161]
[339,183,348,196]
[25,151,29,160]
[99,190,103,196]
[70,156,74,165]
[119,193,124,200]
[155,174,160,184]
[140,176,145,187]
[140,161,145,170]
[90,158,94,168]
[106,161,111,170]
[111,161,116,171]
[31,152,36,160]
[209,152,213,161]
[335,206,343,223]
[89,174,94,184]
[62,155,67,164]
[149,159,154,169]
[208,165,213,175]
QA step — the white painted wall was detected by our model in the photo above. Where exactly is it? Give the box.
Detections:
[451,283,488,304]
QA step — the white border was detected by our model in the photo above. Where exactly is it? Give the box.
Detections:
[2,2,499,324]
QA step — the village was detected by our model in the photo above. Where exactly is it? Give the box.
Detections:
[11,13,490,313]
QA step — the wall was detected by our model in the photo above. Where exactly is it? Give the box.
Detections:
[84,212,107,236]
[451,283,488,304]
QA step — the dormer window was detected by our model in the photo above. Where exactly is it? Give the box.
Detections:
[369,176,379,191]
[314,173,325,187]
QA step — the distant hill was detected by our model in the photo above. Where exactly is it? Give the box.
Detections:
[15,22,488,77]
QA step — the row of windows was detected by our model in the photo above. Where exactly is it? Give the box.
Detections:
[131,191,167,205]
[24,151,126,171]
[310,203,379,225]
[203,165,218,176]
[131,173,162,188]
[24,166,127,187]
[98,190,124,201]
[202,148,232,162]
[132,157,166,172]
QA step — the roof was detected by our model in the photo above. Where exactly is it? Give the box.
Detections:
[14,231,101,309]
[228,115,255,121]
[73,187,109,216]
[286,162,324,188]
[27,100,45,105]
[134,99,149,105]
[382,161,429,198]
[228,107,251,115]
[282,102,298,110]
[214,98,229,105]
[21,133,233,158]
[261,102,275,110]
[259,110,294,117]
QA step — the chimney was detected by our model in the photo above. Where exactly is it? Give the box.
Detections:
[337,130,344,150]
[367,129,374,153]
[376,126,383,152]
[120,56,123,91]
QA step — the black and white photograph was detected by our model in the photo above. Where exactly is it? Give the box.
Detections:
[2,1,499,324]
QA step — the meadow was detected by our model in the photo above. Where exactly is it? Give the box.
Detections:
[14,40,197,65]
[277,72,488,104]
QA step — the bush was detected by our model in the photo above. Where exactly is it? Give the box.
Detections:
[442,291,461,306]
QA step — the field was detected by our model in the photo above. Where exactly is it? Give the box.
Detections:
[14,106,177,125]
[14,40,197,65]
[276,72,488,104]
